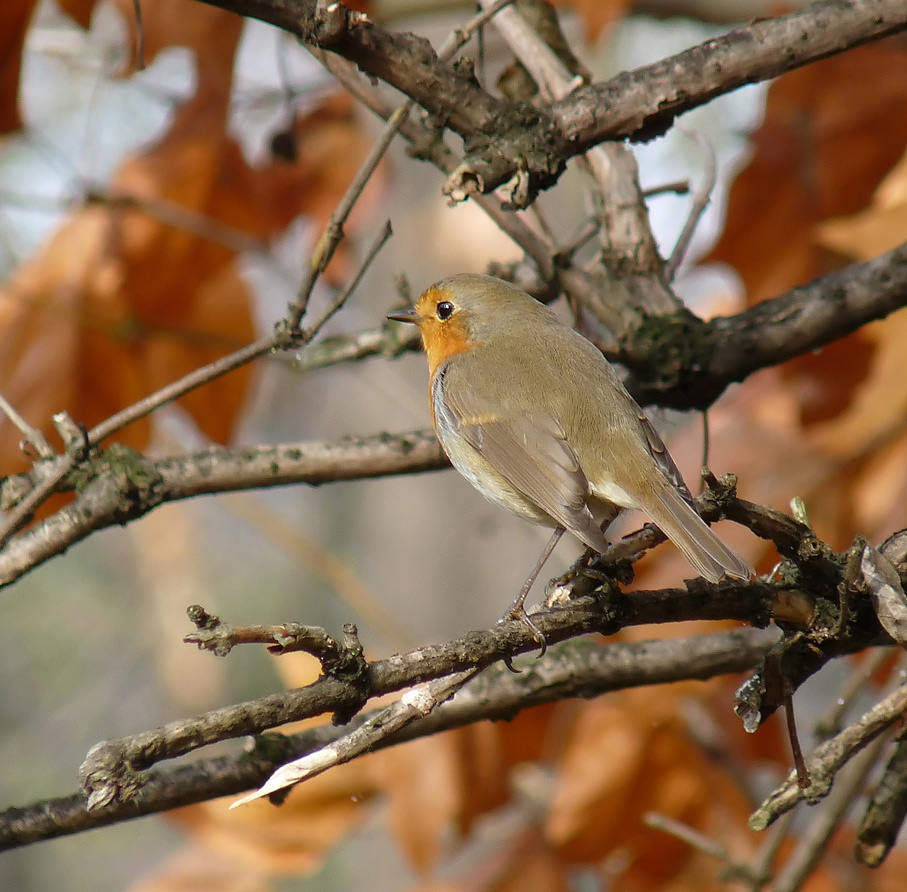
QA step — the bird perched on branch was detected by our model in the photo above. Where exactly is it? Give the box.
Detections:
[388,273,752,622]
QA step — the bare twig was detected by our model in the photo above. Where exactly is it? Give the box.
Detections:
[131,0,146,69]
[783,686,811,789]
[0,392,53,459]
[750,681,907,830]
[747,810,797,891]
[643,812,760,884]
[0,219,392,553]
[1,627,778,849]
[231,667,480,806]
[289,0,519,324]
[287,320,419,372]
[664,131,717,281]
[857,732,907,866]
[642,179,690,198]
[814,648,893,740]
[771,732,893,892]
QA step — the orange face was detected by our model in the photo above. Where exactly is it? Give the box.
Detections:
[412,286,476,378]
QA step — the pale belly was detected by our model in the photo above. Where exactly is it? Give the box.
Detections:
[437,419,554,527]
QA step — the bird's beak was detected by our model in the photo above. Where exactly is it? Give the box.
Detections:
[387,306,419,324]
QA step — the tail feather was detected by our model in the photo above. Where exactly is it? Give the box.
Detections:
[642,482,753,582]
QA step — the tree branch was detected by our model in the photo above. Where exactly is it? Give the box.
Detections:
[0,626,779,850]
[555,0,907,148]
[191,0,907,200]
[0,430,446,588]
[624,240,907,409]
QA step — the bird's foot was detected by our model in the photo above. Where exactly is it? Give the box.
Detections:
[498,602,547,670]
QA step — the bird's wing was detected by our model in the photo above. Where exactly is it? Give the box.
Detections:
[634,406,694,502]
[436,367,609,552]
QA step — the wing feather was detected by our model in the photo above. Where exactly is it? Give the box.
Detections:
[437,362,609,552]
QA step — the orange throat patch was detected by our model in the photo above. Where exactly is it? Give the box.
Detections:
[415,286,476,378]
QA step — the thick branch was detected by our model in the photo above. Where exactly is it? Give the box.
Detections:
[0,627,778,850]
[624,241,907,410]
[0,430,446,588]
[556,0,907,148]
[192,0,907,199]
[195,0,500,136]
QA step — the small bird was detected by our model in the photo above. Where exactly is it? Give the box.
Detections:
[388,274,752,617]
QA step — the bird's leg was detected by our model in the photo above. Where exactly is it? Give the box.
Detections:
[500,526,565,660]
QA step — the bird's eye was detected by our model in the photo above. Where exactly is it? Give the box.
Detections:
[436,301,454,321]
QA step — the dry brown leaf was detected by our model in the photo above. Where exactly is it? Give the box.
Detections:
[0,94,259,470]
[367,705,561,872]
[0,0,38,134]
[816,148,907,260]
[2,0,377,474]
[126,843,275,892]
[56,0,101,28]
[709,39,907,303]
[0,42,379,472]
[706,39,907,428]
[545,688,753,873]
[551,0,631,42]
[378,733,465,873]
[111,0,242,81]
[166,760,377,876]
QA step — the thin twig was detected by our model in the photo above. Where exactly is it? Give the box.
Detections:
[289,0,519,326]
[750,681,907,831]
[132,0,146,69]
[0,627,777,849]
[642,178,690,198]
[314,49,556,278]
[784,685,811,789]
[747,810,797,891]
[0,0,520,547]
[771,731,893,892]
[643,812,760,884]
[0,392,53,459]
[301,219,392,338]
[558,217,599,261]
[0,219,393,550]
[814,648,893,740]
[665,130,717,281]
[231,667,480,806]
[287,321,419,372]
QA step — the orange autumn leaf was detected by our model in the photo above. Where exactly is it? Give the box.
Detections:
[126,844,276,892]
[167,762,378,876]
[0,22,376,472]
[379,733,466,873]
[0,97,256,469]
[373,705,560,872]
[111,0,243,81]
[706,39,907,428]
[545,687,754,874]
[816,148,907,262]
[55,0,101,28]
[551,0,631,42]
[0,0,39,134]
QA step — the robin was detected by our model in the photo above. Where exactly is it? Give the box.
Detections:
[388,273,752,622]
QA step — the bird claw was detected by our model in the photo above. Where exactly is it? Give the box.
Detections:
[498,604,548,662]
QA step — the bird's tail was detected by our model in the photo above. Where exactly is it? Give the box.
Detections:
[643,481,753,582]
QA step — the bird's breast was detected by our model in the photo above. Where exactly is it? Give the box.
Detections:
[430,363,553,526]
